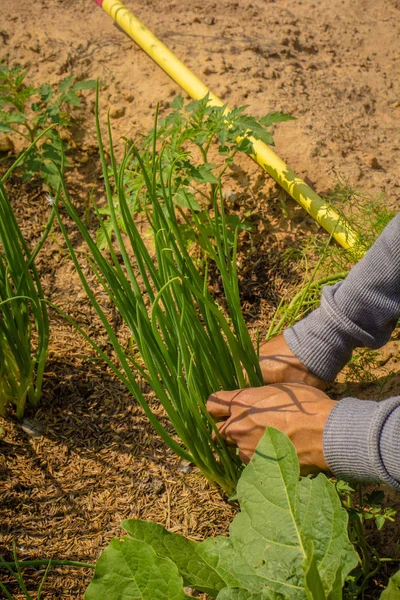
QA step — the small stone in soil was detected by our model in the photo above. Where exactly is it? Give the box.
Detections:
[177,458,192,474]
[151,478,164,494]
[109,105,126,119]
[21,419,44,438]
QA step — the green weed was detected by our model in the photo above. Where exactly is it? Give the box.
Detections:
[97,93,294,253]
[266,177,395,341]
[0,62,96,187]
[0,153,52,418]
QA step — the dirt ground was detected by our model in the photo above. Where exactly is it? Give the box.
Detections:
[1,0,400,598]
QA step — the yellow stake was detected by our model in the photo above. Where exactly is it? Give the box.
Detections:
[99,0,359,250]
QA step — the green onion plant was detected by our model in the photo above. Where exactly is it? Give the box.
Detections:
[0,160,51,419]
[55,97,263,494]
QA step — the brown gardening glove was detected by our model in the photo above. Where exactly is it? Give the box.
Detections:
[258,334,328,390]
[207,383,336,474]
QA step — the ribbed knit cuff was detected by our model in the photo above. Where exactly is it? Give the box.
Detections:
[323,397,400,489]
[284,309,356,383]
[284,215,400,381]
[380,404,400,483]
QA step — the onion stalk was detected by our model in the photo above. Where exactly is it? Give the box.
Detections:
[55,93,263,493]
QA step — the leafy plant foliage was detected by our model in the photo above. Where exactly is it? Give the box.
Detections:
[380,571,400,599]
[0,178,50,418]
[85,428,358,599]
[0,63,96,186]
[56,93,269,493]
[97,93,294,251]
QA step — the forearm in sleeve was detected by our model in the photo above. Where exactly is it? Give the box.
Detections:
[284,213,400,381]
[323,396,400,489]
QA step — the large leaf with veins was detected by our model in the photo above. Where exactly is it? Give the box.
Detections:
[86,428,358,599]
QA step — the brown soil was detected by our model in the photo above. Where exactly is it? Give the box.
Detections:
[0,0,399,598]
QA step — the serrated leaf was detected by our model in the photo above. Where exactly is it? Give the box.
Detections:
[259,112,296,127]
[188,163,218,184]
[231,114,274,146]
[40,83,53,102]
[175,189,201,211]
[170,95,184,110]
[62,90,81,107]
[380,570,400,599]
[85,537,190,600]
[0,111,26,124]
[198,163,218,183]
[58,75,74,92]
[40,162,66,189]
[72,79,97,91]
[236,137,254,154]
[0,122,13,133]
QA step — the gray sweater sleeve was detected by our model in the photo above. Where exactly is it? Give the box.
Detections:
[283,213,400,488]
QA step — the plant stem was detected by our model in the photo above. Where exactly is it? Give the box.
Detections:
[379,558,400,562]
[1,559,95,569]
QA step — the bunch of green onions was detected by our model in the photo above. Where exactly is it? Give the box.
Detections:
[0,174,50,419]
[56,100,263,494]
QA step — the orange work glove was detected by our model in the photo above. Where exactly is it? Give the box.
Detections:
[258,334,328,389]
[207,383,336,473]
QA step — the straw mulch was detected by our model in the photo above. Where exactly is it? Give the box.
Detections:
[1,163,306,598]
[1,155,400,598]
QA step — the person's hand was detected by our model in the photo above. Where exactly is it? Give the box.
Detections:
[207,383,336,473]
[258,334,328,390]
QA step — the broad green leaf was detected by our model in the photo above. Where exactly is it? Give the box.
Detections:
[123,429,357,599]
[196,428,357,598]
[85,537,190,600]
[216,589,272,599]
[303,542,326,599]
[381,571,400,599]
[303,557,342,600]
[122,520,229,596]
[327,561,344,600]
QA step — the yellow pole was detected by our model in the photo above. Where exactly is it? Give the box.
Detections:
[97,0,359,250]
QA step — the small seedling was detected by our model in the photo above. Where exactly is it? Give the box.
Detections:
[0,62,96,186]
[0,149,54,418]
[97,93,294,252]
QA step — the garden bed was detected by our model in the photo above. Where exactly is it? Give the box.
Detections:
[1,0,400,597]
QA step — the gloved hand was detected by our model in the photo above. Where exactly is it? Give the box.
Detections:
[258,334,328,389]
[207,382,336,473]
